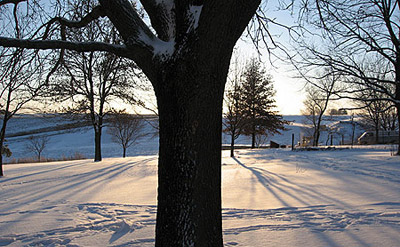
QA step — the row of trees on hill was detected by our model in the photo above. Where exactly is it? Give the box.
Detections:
[223,58,286,157]
[302,71,398,147]
[292,0,400,154]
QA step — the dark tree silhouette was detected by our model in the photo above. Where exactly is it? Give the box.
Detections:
[0,6,46,176]
[0,0,272,244]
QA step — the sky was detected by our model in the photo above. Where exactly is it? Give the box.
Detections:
[272,68,305,115]
[228,39,306,116]
[232,5,306,116]
[19,1,313,116]
[122,1,308,116]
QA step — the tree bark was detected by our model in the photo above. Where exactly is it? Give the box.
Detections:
[0,118,8,176]
[396,103,400,155]
[123,147,126,158]
[156,97,223,245]
[0,89,12,176]
[153,45,230,245]
[230,133,235,157]
[94,128,102,162]
[251,131,256,148]
[0,153,3,177]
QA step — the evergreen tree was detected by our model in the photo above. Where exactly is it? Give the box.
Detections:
[240,58,286,148]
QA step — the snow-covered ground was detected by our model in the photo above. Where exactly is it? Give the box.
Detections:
[1,147,399,246]
[4,114,160,162]
[1,114,398,246]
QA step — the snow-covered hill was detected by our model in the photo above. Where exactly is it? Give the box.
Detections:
[3,114,368,162]
[3,114,159,162]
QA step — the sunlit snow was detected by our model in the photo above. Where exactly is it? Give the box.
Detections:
[0,115,399,246]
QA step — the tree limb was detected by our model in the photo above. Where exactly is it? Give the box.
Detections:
[0,37,133,58]
[99,0,156,45]
[0,0,25,6]
[98,0,162,81]
[43,5,106,39]
[140,0,175,41]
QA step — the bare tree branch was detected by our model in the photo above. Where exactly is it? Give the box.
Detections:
[43,5,106,39]
[0,0,26,6]
[98,0,161,81]
[0,37,132,58]
[140,0,175,41]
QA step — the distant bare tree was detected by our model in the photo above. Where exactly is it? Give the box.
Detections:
[107,111,145,158]
[294,0,400,154]
[0,3,46,176]
[302,71,339,146]
[223,56,245,157]
[26,135,50,162]
[49,1,140,162]
[223,83,245,157]
[356,87,397,143]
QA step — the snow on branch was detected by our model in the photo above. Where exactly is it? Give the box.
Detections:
[100,0,175,60]
[187,5,203,31]
[136,29,175,60]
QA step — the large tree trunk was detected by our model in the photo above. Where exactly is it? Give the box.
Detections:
[97,1,261,245]
[154,53,227,246]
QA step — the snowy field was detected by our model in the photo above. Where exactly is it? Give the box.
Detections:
[3,114,365,162]
[1,147,399,246]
